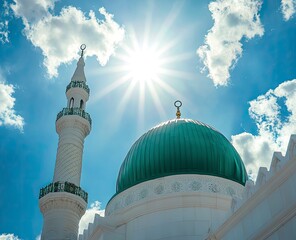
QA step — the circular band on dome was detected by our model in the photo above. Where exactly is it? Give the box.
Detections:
[174,100,182,108]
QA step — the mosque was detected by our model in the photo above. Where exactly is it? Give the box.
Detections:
[38,46,296,240]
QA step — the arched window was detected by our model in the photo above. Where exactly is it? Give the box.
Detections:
[80,99,84,109]
[69,98,74,108]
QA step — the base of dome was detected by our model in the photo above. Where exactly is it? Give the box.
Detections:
[107,174,244,216]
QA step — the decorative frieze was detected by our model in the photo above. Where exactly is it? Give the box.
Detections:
[56,107,92,126]
[66,81,90,94]
[39,181,88,203]
[106,174,244,216]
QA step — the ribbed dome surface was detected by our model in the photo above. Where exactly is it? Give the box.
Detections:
[116,119,247,194]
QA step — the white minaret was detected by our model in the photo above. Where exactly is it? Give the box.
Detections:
[39,45,91,240]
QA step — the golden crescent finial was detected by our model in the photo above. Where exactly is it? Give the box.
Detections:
[174,100,182,119]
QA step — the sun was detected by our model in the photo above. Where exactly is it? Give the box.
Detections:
[92,22,193,130]
[93,34,192,125]
[126,47,161,82]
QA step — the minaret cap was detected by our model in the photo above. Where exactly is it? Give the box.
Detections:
[174,100,182,119]
[71,44,87,82]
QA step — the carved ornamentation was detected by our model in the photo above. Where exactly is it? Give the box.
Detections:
[154,185,164,194]
[106,175,244,216]
[190,181,202,191]
[209,183,220,193]
[139,189,148,199]
[56,107,92,126]
[39,181,88,203]
[125,194,134,206]
[172,182,182,192]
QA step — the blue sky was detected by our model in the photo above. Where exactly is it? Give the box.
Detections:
[0,0,296,239]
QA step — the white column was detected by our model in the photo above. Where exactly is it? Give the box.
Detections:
[53,116,90,186]
[39,192,87,240]
[39,46,91,240]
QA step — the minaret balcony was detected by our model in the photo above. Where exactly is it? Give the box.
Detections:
[66,81,90,94]
[39,181,88,203]
[56,107,92,126]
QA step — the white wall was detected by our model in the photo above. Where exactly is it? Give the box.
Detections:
[212,135,296,240]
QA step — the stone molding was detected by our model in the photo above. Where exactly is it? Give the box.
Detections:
[106,174,244,216]
[56,115,91,136]
[39,191,87,218]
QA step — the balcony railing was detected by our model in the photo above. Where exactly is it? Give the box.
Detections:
[39,181,88,203]
[56,107,92,125]
[66,81,90,94]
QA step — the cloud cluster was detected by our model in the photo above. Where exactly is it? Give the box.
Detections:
[0,21,9,44]
[197,0,264,86]
[281,0,296,21]
[0,234,21,240]
[11,0,55,24]
[0,1,10,43]
[79,201,105,235]
[232,79,296,179]
[11,0,125,78]
[0,80,24,131]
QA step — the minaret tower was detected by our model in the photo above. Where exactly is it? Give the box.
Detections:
[39,45,91,240]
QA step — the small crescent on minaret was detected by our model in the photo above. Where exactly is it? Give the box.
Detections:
[80,44,86,57]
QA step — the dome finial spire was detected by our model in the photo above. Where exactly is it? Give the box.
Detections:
[174,100,182,119]
[80,44,86,57]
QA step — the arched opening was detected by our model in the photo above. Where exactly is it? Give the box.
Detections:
[69,98,74,108]
[80,99,84,109]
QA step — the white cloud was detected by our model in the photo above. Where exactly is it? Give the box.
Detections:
[79,201,105,235]
[0,21,9,44]
[232,79,296,180]
[35,234,41,240]
[11,0,55,24]
[3,1,10,16]
[281,0,296,21]
[232,132,277,180]
[0,234,22,240]
[11,1,125,78]
[0,79,24,131]
[197,0,264,86]
[0,1,10,43]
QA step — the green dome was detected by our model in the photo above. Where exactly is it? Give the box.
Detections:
[116,119,247,194]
